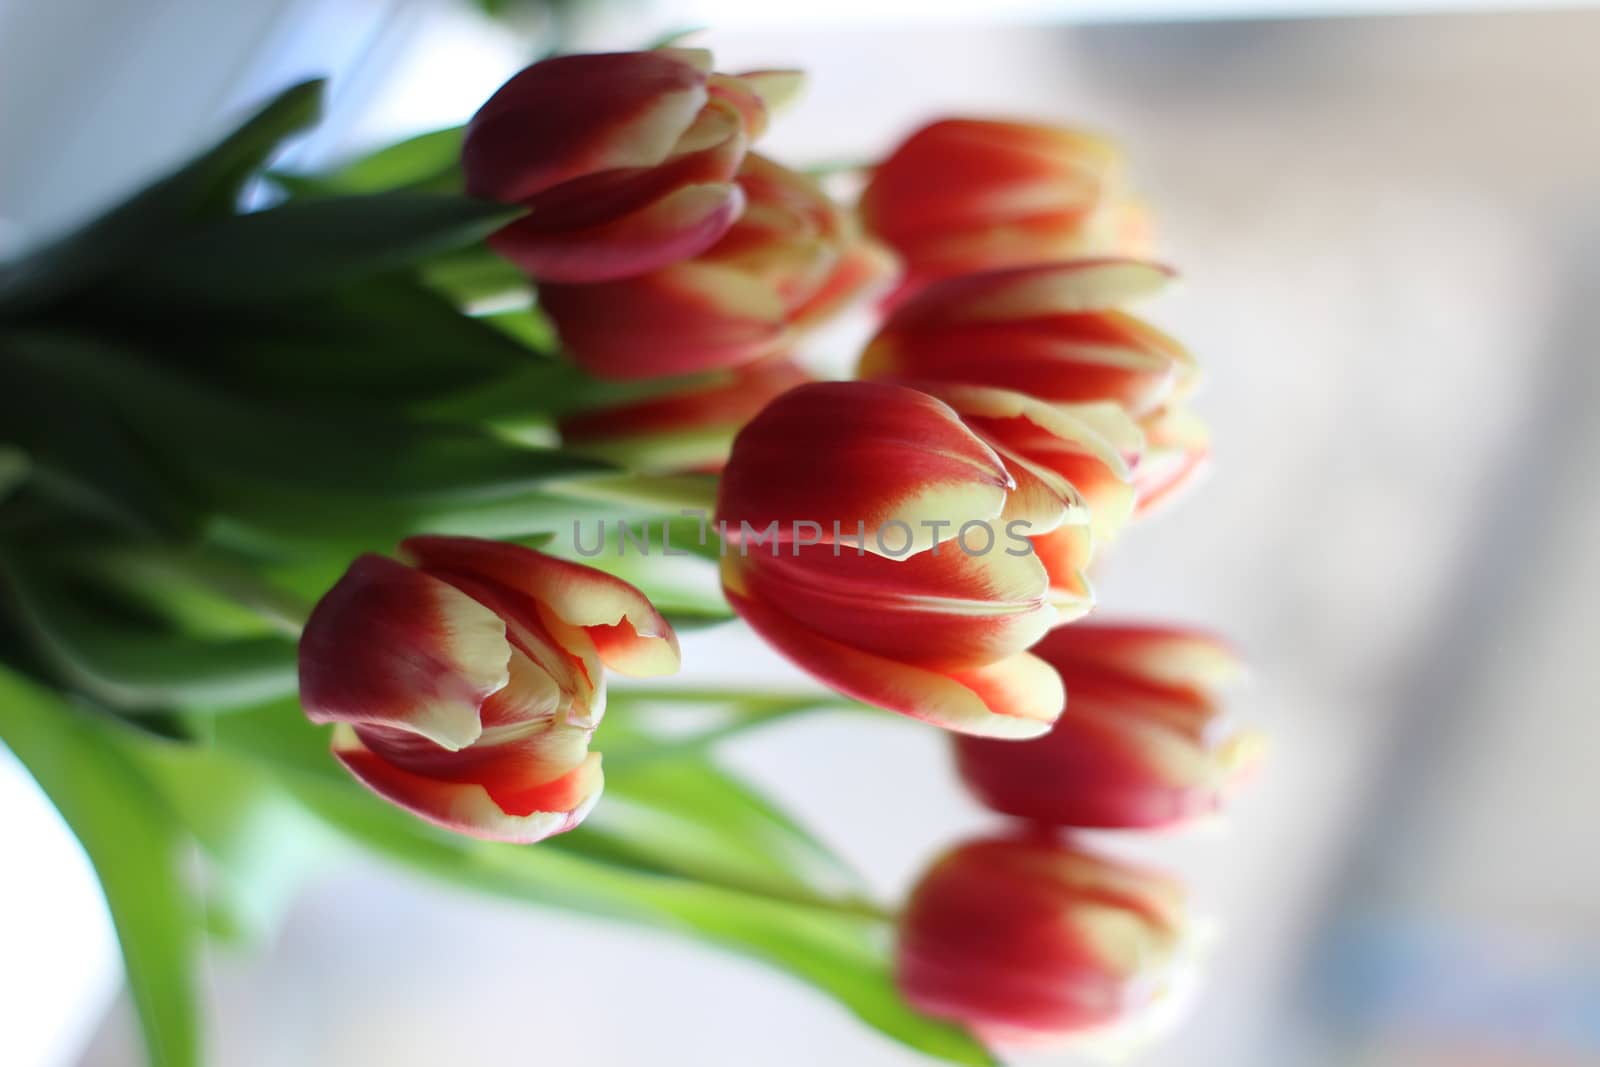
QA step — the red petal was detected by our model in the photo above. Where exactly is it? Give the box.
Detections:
[540,259,789,379]
[401,536,680,678]
[298,554,508,751]
[725,540,1054,672]
[861,262,1183,416]
[1034,622,1241,694]
[463,51,709,204]
[862,119,1120,243]
[333,727,602,844]
[724,565,1060,737]
[716,381,1013,559]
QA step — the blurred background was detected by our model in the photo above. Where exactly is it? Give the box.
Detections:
[2,0,1598,1064]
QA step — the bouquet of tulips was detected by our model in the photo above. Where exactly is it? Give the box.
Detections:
[0,42,1258,1067]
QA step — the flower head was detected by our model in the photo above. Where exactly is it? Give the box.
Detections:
[716,380,1076,737]
[463,49,798,283]
[897,835,1188,1046]
[861,117,1150,291]
[954,623,1260,829]
[298,536,679,842]
[541,154,893,379]
[860,259,1208,513]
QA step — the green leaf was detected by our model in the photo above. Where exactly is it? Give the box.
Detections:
[0,445,29,502]
[127,737,333,944]
[273,125,464,197]
[0,351,195,536]
[67,543,309,639]
[7,332,614,556]
[290,770,994,1066]
[419,245,530,308]
[208,699,992,1064]
[0,554,299,712]
[127,194,522,304]
[558,747,866,906]
[426,359,719,422]
[161,275,539,408]
[0,667,200,1067]
[0,79,324,316]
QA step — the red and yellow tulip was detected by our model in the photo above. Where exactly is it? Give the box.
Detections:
[860,117,1150,292]
[541,153,893,379]
[897,835,1187,1045]
[954,623,1259,829]
[297,536,679,842]
[715,380,1079,737]
[860,259,1209,514]
[463,49,799,283]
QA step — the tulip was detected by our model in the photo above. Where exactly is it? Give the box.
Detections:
[557,356,810,473]
[897,835,1187,1046]
[859,259,1209,514]
[953,623,1259,829]
[716,380,1075,738]
[540,153,894,379]
[463,49,799,283]
[860,117,1151,291]
[298,536,680,842]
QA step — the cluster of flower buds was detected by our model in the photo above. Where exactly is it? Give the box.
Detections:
[464,49,890,380]
[295,46,1256,1057]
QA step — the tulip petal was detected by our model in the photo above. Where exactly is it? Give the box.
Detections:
[1134,405,1211,515]
[1030,524,1095,620]
[723,566,1060,738]
[491,180,746,284]
[401,536,681,678]
[862,119,1120,239]
[707,73,770,138]
[861,295,1185,418]
[736,70,806,115]
[789,239,899,330]
[955,690,1246,829]
[902,260,1175,323]
[463,51,710,204]
[923,384,1133,529]
[1034,623,1242,693]
[298,554,507,751]
[332,725,602,843]
[716,381,1013,559]
[725,542,1055,672]
[541,259,789,379]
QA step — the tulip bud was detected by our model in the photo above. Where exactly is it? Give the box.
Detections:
[897,835,1187,1046]
[540,153,894,379]
[716,380,1074,738]
[297,536,679,842]
[557,356,810,474]
[953,623,1260,829]
[463,49,799,284]
[859,259,1210,513]
[860,117,1151,291]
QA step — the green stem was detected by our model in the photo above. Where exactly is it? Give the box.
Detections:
[544,472,719,515]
